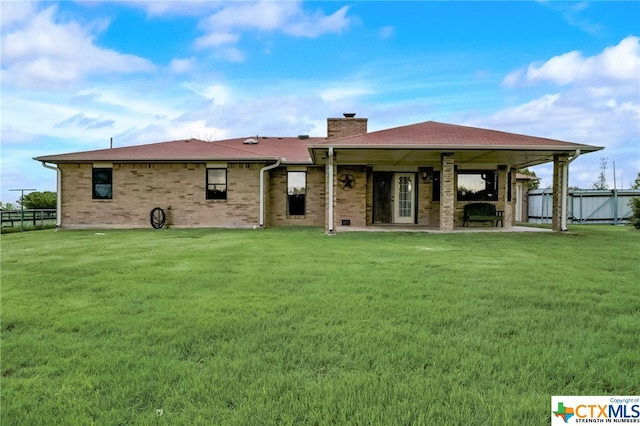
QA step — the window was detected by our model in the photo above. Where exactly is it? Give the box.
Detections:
[206,168,227,200]
[432,171,441,202]
[287,171,306,216]
[92,168,112,200]
[457,171,498,201]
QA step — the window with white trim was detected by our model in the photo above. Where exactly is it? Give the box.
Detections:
[92,168,113,200]
[287,171,306,216]
[206,168,227,200]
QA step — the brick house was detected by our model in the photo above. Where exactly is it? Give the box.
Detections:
[34,114,602,232]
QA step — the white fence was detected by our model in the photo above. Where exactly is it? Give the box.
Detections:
[528,189,640,225]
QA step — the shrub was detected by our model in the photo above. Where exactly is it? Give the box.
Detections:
[629,197,640,229]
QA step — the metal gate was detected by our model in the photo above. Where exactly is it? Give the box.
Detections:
[528,189,640,224]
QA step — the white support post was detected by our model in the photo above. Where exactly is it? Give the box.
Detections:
[327,147,335,234]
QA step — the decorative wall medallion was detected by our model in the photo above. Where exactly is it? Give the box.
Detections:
[339,174,356,190]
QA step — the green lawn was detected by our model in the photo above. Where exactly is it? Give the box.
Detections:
[1,226,638,425]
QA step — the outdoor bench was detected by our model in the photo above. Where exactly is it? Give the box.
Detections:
[463,202,503,227]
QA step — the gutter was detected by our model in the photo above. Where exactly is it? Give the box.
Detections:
[561,150,581,231]
[40,161,61,227]
[259,159,281,227]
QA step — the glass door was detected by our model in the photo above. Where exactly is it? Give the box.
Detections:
[394,173,415,224]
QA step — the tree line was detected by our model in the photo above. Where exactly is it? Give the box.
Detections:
[0,191,57,210]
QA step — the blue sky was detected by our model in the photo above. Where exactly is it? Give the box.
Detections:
[2,1,639,204]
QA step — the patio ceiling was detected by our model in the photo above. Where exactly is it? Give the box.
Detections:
[309,146,596,169]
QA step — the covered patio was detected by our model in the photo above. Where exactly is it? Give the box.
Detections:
[309,119,603,233]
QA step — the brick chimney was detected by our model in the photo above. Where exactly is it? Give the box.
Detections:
[327,113,368,140]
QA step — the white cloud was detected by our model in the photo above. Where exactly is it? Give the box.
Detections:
[185,83,233,106]
[494,38,640,150]
[194,32,240,48]
[201,2,296,33]
[169,58,196,74]
[539,1,604,36]
[504,36,640,87]
[195,1,352,55]
[114,120,229,146]
[481,37,640,188]
[1,5,155,88]
[379,26,394,39]
[1,125,40,146]
[286,5,351,37]
[54,113,115,131]
[0,1,36,27]
[126,0,220,17]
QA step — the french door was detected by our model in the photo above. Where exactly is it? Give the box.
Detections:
[394,173,415,223]
[373,172,415,224]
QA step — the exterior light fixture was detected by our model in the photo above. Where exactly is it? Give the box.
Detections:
[419,167,433,182]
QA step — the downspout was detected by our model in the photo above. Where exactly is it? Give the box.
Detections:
[259,159,281,228]
[327,147,335,234]
[40,161,61,227]
[561,149,581,231]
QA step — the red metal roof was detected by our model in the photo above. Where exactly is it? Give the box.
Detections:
[35,136,322,164]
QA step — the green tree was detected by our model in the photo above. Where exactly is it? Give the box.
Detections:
[0,201,16,210]
[593,157,609,190]
[629,197,640,229]
[18,191,57,209]
[630,172,640,229]
[517,168,539,190]
[592,171,608,190]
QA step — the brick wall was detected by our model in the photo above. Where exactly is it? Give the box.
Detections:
[327,117,368,139]
[417,177,433,226]
[440,154,455,231]
[335,166,367,227]
[497,165,513,227]
[268,166,325,226]
[59,162,267,228]
[552,154,568,231]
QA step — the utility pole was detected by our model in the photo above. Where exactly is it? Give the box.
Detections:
[10,188,37,232]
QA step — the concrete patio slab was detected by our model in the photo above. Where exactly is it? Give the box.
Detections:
[334,225,553,234]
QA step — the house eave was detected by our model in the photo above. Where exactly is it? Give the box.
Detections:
[307,143,603,152]
[32,156,286,164]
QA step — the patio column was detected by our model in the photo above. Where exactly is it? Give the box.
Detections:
[552,153,569,231]
[497,165,512,227]
[440,153,455,231]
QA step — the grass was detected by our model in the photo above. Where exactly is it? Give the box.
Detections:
[1,220,57,234]
[1,226,639,425]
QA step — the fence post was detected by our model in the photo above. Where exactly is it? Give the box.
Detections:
[613,189,618,225]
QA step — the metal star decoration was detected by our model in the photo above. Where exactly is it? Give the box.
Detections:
[339,174,356,190]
